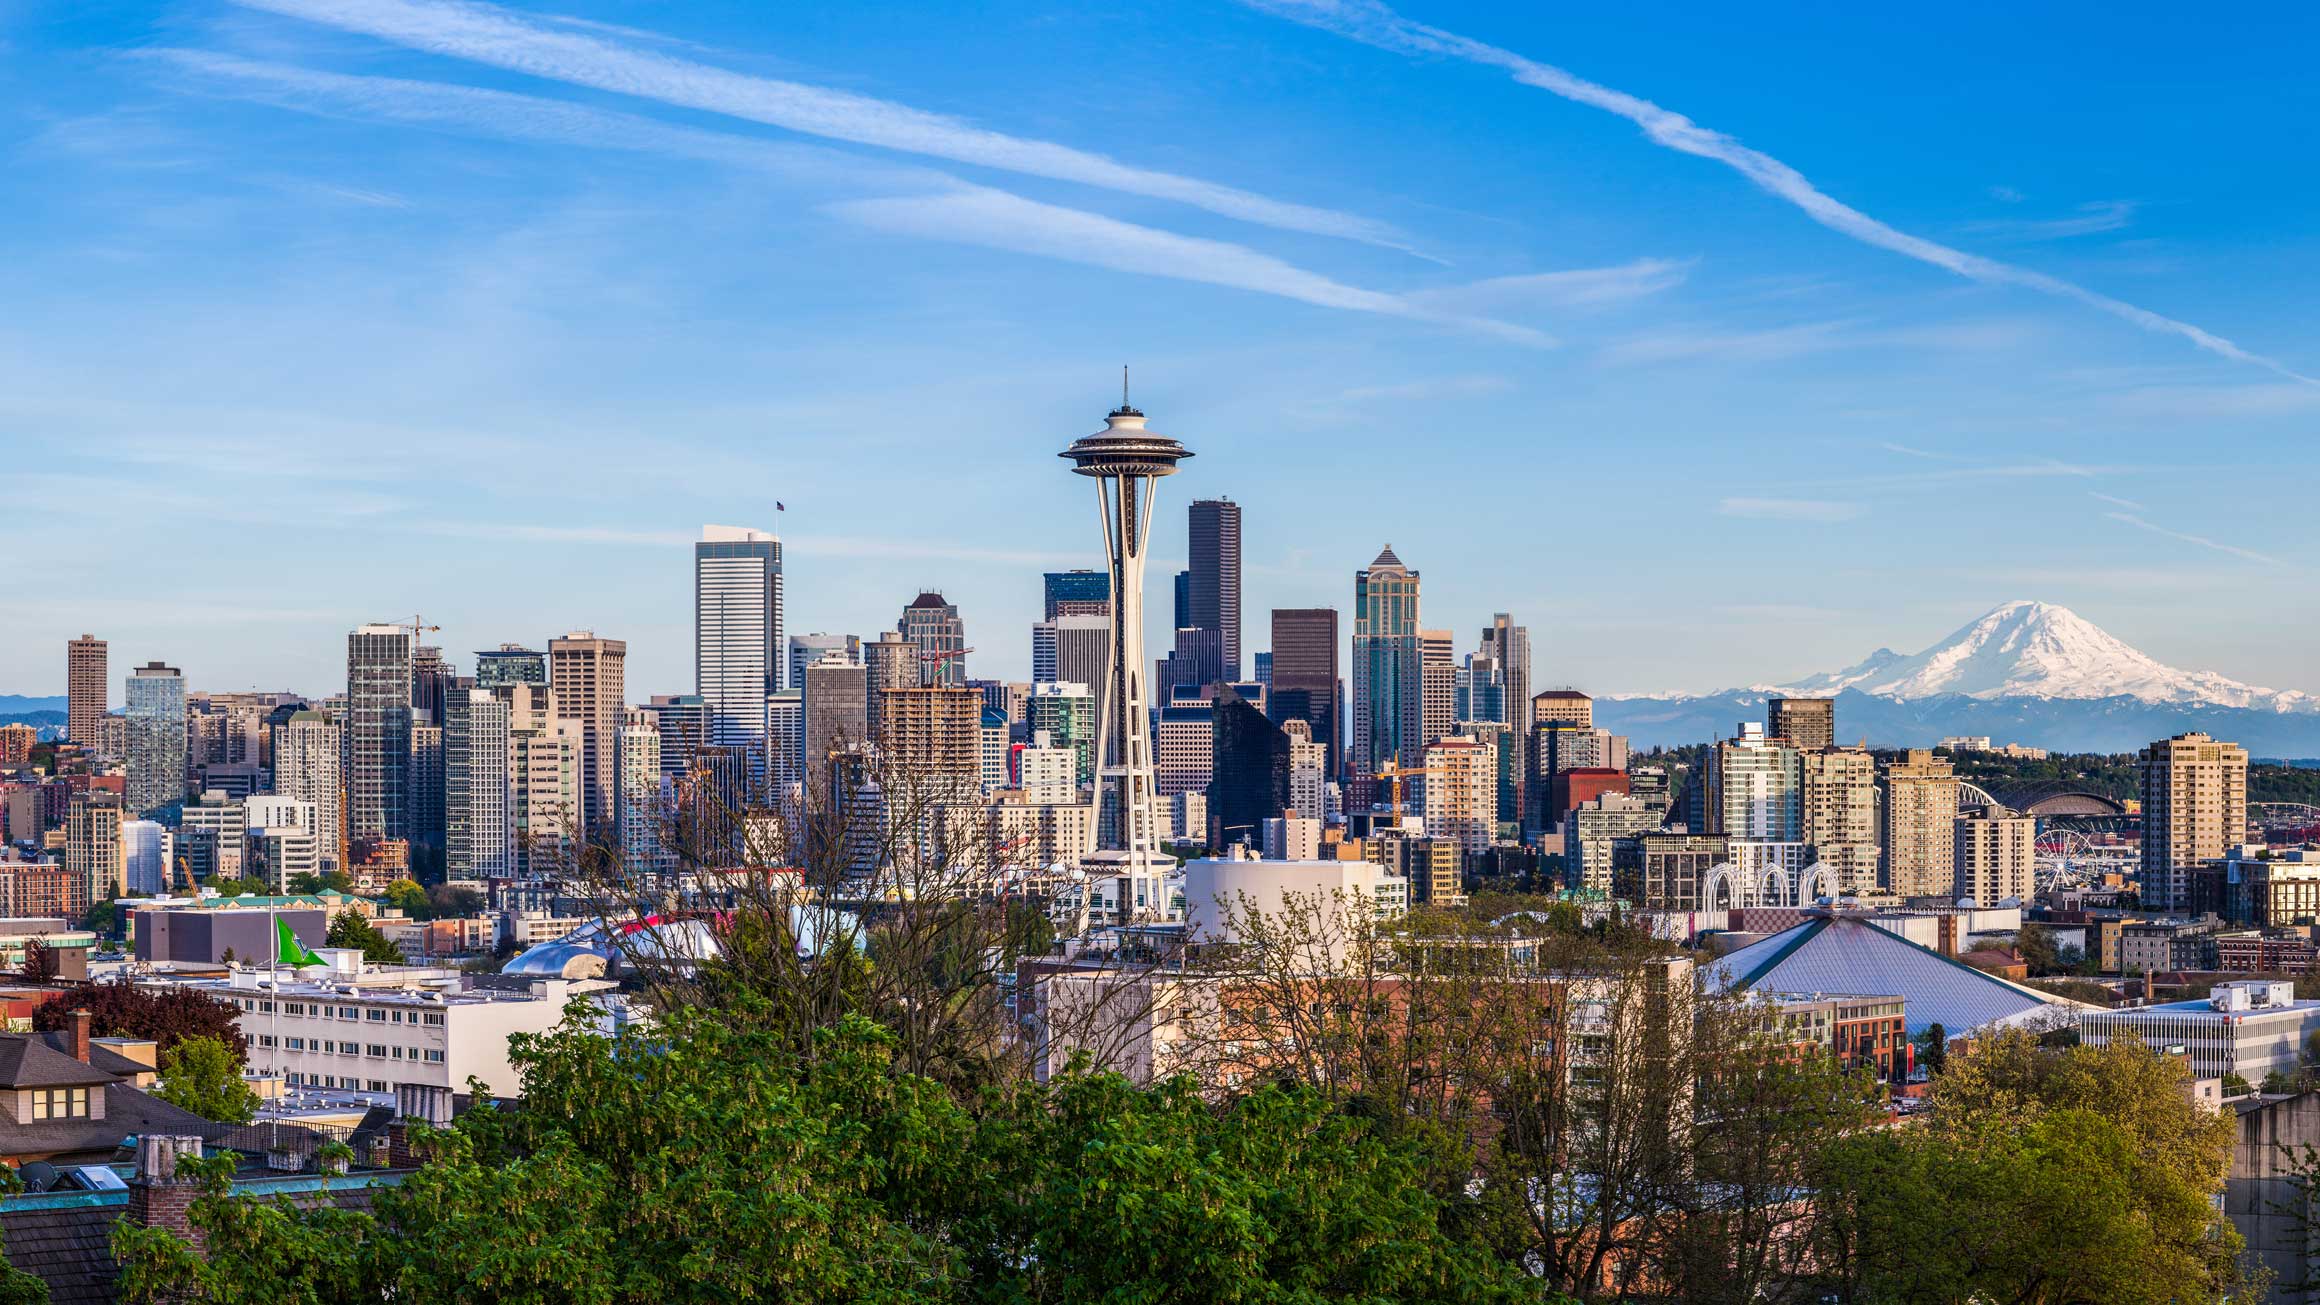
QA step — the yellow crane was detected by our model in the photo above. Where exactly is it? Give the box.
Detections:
[1371,759,1446,824]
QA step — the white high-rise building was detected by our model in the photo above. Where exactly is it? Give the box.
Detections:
[1018,733,1078,804]
[695,525,783,777]
[1422,736,1495,856]
[617,714,671,876]
[245,796,321,892]
[765,690,804,796]
[271,711,343,871]
[446,689,513,881]
[121,820,173,896]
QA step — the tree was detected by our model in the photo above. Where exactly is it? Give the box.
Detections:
[327,912,405,967]
[154,1035,258,1125]
[2224,1071,2254,1098]
[112,1006,1550,1305]
[1914,1022,1949,1076]
[2014,921,2060,975]
[286,872,322,895]
[383,878,430,920]
[78,901,118,937]
[19,942,59,984]
[32,985,245,1061]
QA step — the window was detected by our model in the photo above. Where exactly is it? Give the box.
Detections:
[258,1035,276,1049]
[286,1037,305,1051]
[391,1046,404,1060]
[367,1080,387,1093]
[423,1050,444,1064]
[422,1014,444,1027]
[365,1009,387,1022]
[338,1007,358,1021]
[30,1088,89,1120]
[367,1044,387,1058]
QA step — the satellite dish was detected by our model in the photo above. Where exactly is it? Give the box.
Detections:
[20,1162,58,1193]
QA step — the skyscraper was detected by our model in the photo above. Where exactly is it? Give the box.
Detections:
[445,688,514,880]
[272,711,343,870]
[1026,682,1097,789]
[1478,615,1530,820]
[617,711,671,876]
[898,592,968,687]
[1351,546,1423,782]
[862,632,916,741]
[125,662,187,823]
[803,655,870,776]
[1881,749,1960,900]
[549,630,627,839]
[1268,608,1339,780]
[2140,731,2249,912]
[786,633,860,695]
[1187,498,1242,681]
[1955,809,2035,906]
[1050,614,1113,716]
[878,686,982,796]
[475,644,547,687]
[1206,689,1289,854]
[696,524,784,772]
[1420,629,1456,747]
[1060,390,1190,905]
[347,624,415,843]
[64,793,120,911]
[1042,569,1110,620]
[1800,747,1879,895]
[1767,697,1836,751]
[410,645,454,727]
[67,635,107,747]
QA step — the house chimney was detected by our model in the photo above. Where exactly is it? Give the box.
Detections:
[126,1135,206,1242]
[68,1009,90,1064]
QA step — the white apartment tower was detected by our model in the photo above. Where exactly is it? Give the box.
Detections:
[695,525,783,778]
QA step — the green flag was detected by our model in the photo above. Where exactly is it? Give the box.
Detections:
[276,916,326,968]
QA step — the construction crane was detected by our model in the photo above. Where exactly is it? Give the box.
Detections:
[396,614,442,640]
[1371,760,1446,825]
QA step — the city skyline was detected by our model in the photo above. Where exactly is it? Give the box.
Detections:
[7,2,2319,697]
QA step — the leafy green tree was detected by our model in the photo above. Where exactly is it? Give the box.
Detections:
[327,911,406,967]
[111,1004,1554,1305]
[2014,921,2059,975]
[78,901,119,937]
[154,1035,259,1125]
[1913,1022,1948,1076]
[286,872,322,895]
[2224,1071,2254,1097]
[383,878,431,919]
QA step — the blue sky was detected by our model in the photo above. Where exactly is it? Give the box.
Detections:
[6,0,2317,702]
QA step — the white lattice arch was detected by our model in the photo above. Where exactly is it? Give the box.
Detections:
[1798,861,1839,903]
[1757,865,1789,908]
[1703,861,1740,911]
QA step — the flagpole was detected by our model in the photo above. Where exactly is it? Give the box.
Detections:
[270,907,280,1149]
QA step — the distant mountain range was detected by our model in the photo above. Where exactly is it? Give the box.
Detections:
[0,696,65,729]
[1596,601,2320,756]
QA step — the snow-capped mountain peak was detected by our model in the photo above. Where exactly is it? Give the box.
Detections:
[1769,600,2314,713]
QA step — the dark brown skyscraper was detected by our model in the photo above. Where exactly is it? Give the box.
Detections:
[1267,608,1338,778]
[67,635,107,747]
[1767,697,1835,751]
[1188,499,1242,681]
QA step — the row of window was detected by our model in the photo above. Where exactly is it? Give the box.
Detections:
[289,1073,392,1092]
[28,1087,89,1120]
[258,1034,444,1063]
[233,997,445,1026]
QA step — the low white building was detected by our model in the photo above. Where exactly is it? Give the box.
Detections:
[2082,980,2320,1083]
[138,963,609,1098]
[1182,857,1408,957]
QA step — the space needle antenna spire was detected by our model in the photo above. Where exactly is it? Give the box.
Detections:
[1060,372,1189,921]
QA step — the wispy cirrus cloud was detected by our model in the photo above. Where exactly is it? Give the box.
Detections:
[1247,0,2316,384]
[830,189,1548,345]
[1716,497,1864,523]
[1966,199,2139,241]
[2088,490,2146,511]
[154,52,1545,342]
[2105,512,2284,566]
[1406,257,1689,312]
[230,0,1424,254]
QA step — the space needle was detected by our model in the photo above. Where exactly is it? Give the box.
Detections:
[1061,374,1190,918]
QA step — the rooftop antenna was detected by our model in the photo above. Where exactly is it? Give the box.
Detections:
[1121,365,1130,411]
